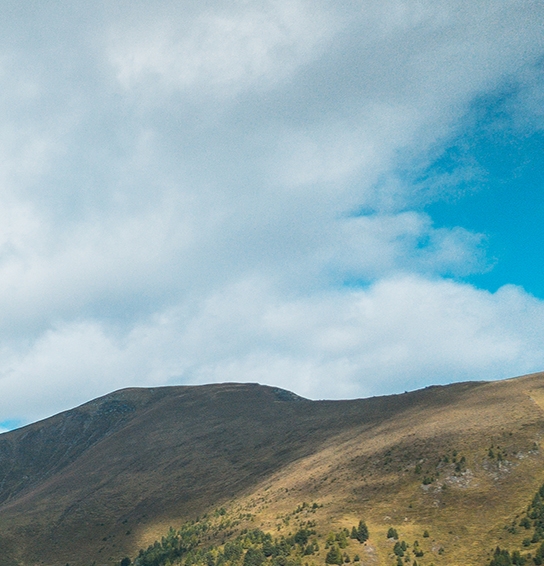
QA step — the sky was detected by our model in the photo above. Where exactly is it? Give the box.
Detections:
[0,0,543,428]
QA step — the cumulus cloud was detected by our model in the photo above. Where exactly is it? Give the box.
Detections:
[1,275,544,422]
[0,0,542,423]
[171,276,544,397]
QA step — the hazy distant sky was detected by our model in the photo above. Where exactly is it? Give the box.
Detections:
[1,0,543,426]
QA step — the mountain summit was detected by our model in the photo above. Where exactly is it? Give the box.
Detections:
[1,375,544,565]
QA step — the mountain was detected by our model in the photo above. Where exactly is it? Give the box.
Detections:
[1,373,544,566]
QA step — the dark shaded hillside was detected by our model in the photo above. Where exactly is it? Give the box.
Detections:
[0,381,485,565]
[2,375,544,566]
[0,388,166,505]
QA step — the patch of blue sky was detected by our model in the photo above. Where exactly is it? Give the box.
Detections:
[418,84,544,297]
[0,419,24,433]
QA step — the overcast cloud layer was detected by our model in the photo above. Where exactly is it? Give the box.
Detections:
[1,0,543,425]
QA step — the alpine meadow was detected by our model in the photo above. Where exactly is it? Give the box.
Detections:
[2,374,544,565]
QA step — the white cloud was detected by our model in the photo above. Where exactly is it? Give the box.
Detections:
[327,212,489,281]
[108,0,335,97]
[1,275,543,422]
[0,0,542,423]
[175,276,544,398]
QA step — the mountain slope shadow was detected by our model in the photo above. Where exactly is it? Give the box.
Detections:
[1,376,542,565]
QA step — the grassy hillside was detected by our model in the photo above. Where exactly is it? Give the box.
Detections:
[1,374,544,565]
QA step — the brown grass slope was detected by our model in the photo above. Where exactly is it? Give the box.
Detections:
[0,374,544,565]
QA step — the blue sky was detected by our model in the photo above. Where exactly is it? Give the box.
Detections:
[424,82,544,296]
[0,0,543,425]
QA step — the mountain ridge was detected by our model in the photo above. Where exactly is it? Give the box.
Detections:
[0,374,543,565]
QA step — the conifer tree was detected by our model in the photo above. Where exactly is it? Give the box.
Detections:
[355,521,369,543]
[325,545,343,565]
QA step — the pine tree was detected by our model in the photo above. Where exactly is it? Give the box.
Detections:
[325,546,343,565]
[355,521,369,543]
[387,528,398,540]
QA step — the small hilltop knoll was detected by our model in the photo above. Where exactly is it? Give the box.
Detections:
[1,373,544,565]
